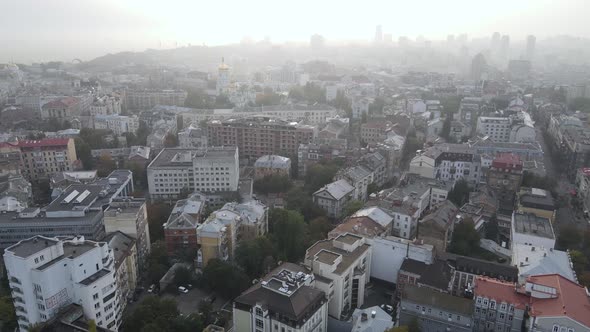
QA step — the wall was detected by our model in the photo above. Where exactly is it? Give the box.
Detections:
[368,237,434,283]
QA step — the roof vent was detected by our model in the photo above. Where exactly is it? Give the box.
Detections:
[371,310,376,318]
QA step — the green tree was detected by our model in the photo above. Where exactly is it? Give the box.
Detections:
[88,319,97,332]
[201,259,251,299]
[0,296,17,331]
[121,296,203,332]
[408,317,421,332]
[269,209,308,261]
[484,214,500,242]
[570,250,588,274]
[449,218,481,256]
[400,131,423,168]
[285,187,326,221]
[367,183,379,195]
[173,266,194,287]
[164,133,178,147]
[386,327,408,332]
[305,163,340,193]
[254,174,292,194]
[343,200,364,217]
[448,179,471,206]
[369,97,385,115]
[96,154,116,177]
[308,217,333,244]
[569,97,590,113]
[146,241,170,284]
[557,225,583,250]
[74,137,94,170]
[235,236,275,279]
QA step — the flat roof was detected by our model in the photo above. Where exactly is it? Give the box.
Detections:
[315,250,340,265]
[402,284,474,315]
[5,236,59,258]
[149,147,237,168]
[513,212,555,239]
[79,269,111,286]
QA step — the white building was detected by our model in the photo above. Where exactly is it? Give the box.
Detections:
[476,117,512,142]
[233,263,328,332]
[94,114,139,135]
[409,153,436,178]
[511,212,556,249]
[304,233,372,318]
[352,97,371,119]
[511,243,577,284]
[369,236,434,283]
[4,236,120,331]
[312,179,355,218]
[147,147,240,199]
[178,125,208,149]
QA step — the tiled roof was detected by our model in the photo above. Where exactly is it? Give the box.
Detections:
[473,276,528,310]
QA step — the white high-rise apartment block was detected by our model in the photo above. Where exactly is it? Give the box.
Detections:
[476,117,511,142]
[4,236,120,331]
[147,147,239,199]
[94,114,139,135]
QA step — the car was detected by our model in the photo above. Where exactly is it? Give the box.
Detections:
[187,284,193,289]
[178,286,189,294]
[147,284,155,293]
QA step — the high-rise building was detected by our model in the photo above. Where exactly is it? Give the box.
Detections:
[525,35,536,61]
[374,25,382,43]
[500,35,510,59]
[12,138,78,181]
[4,236,121,331]
[491,32,501,52]
[471,53,488,81]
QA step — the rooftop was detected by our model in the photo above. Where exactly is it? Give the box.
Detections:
[254,155,291,169]
[306,235,369,275]
[400,258,453,291]
[79,268,111,286]
[453,255,518,282]
[402,284,474,315]
[351,306,393,332]
[314,179,354,200]
[5,235,59,258]
[473,277,528,309]
[16,138,70,148]
[512,244,576,282]
[512,212,555,239]
[149,147,237,168]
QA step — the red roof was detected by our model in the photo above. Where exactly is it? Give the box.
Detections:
[528,274,590,327]
[474,276,528,310]
[492,153,523,170]
[16,138,70,148]
[42,97,79,109]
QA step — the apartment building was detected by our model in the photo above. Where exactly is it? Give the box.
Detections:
[207,117,315,160]
[125,89,187,109]
[450,255,518,297]
[254,155,291,179]
[516,187,556,223]
[312,179,354,218]
[304,233,371,319]
[221,200,268,240]
[335,165,374,202]
[163,193,207,257]
[147,147,239,200]
[178,125,208,149]
[41,97,80,122]
[197,208,239,267]
[104,231,138,311]
[487,153,523,209]
[398,285,474,332]
[93,114,139,135]
[472,277,528,332]
[4,236,120,331]
[16,138,78,181]
[104,198,151,269]
[360,121,394,144]
[238,104,338,125]
[511,212,555,249]
[233,263,328,332]
[476,116,512,142]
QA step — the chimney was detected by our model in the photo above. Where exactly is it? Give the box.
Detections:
[361,313,368,322]
[371,310,376,318]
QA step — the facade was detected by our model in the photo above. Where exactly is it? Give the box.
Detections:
[312,179,354,218]
[41,97,80,122]
[517,187,556,223]
[417,200,458,254]
[476,116,511,142]
[104,231,138,309]
[576,168,590,214]
[511,212,556,249]
[163,193,206,257]
[16,138,78,181]
[304,233,371,319]
[125,89,187,109]
[398,285,474,332]
[451,255,518,297]
[93,114,139,135]
[409,153,436,178]
[397,258,453,295]
[178,125,208,149]
[360,121,394,144]
[207,117,315,160]
[487,153,523,209]
[197,205,241,267]
[103,199,151,269]
[4,236,120,331]
[222,200,268,241]
[0,174,32,212]
[472,277,528,332]
[233,263,328,332]
[335,165,374,202]
[239,104,338,125]
[147,147,240,200]
[254,155,291,179]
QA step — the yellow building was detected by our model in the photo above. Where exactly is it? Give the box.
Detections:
[517,187,556,222]
[16,138,78,181]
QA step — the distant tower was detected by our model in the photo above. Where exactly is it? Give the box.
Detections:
[491,32,501,52]
[374,25,383,43]
[471,53,488,81]
[500,35,510,59]
[216,57,230,96]
[526,35,536,61]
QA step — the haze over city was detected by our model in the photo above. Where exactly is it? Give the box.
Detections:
[2,0,590,62]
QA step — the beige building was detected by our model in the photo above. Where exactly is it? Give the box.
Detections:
[16,138,78,181]
[253,155,291,179]
[304,233,372,319]
[197,209,239,268]
[105,231,138,312]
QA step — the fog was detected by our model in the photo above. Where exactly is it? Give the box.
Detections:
[2,0,590,62]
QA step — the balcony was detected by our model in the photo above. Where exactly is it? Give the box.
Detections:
[11,287,23,295]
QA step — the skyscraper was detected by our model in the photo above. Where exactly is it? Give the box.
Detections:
[491,32,501,51]
[526,35,536,61]
[375,25,383,43]
[500,35,510,60]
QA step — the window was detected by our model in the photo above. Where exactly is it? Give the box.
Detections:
[256,319,264,328]
[96,312,101,318]
[93,293,99,300]
[37,303,45,310]
[94,303,100,309]
[255,308,263,316]
[499,313,505,319]
[552,326,559,332]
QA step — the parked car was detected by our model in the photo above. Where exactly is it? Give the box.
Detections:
[178,286,189,294]
[148,284,155,293]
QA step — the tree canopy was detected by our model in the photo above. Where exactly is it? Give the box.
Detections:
[254,174,292,194]
[235,236,276,279]
[448,179,471,206]
[449,219,481,256]
[343,200,364,218]
[201,259,251,299]
[268,209,309,262]
[121,296,203,332]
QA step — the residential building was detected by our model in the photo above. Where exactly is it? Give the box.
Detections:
[409,152,436,178]
[50,171,98,192]
[104,231,138,309]
[433,144,481,184]
[335,166,373,202]
[398,284,474,332]
[360,121,394,144]
[511,212,556,249]
[304,233,371,319]
[472,276,528,332]
[233,262,328,332]
[0,174,32,212]
[4,236,120,331]
[93,114,139,135]
[512,243,577,283]
[197,206,240,267]
[358,152,388,187]
[91,146,151,169]
[298,143,344,177]
[90,94,121,116]
[146,121,176,149]
[576,167,590,214]
[178,125,207,149]
[471,138,543,161]
[221,200,268,240]
[350,306,393,332]
[562,127,590,180]
[312,179,354,218]
[104,199,151,269]
[163,193,207,257]
[125,89,187,109]
[396,258,454,295]
[526,274,590,332]
[147,147,239,200]
[41,97,80,122]
[517,187,556,223]
[16,138,78,181]
[417,200,458,254]
[238,104,338,125]
[207,117,315,160]
[487,153,523,211]
[254,155,291,179]
[450,255,518,297]
[476,116,512,142]
[351,97,371,119]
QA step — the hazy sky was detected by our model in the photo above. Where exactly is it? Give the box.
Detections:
[1,0,589,62]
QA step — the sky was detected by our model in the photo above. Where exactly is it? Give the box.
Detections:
[1,0,589,62]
